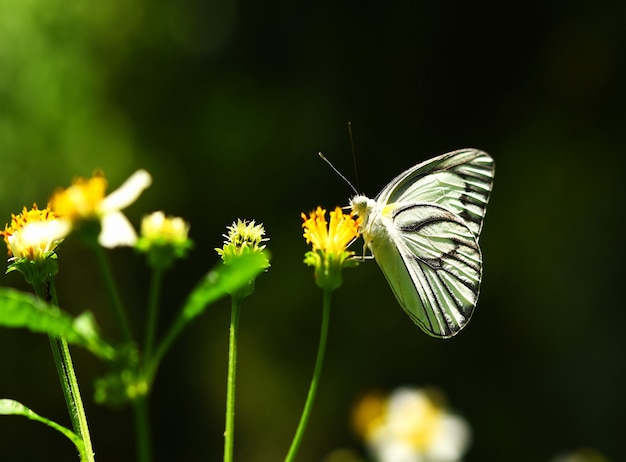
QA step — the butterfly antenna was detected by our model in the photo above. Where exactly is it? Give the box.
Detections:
[348,121,361,193]
[318,152,358,195]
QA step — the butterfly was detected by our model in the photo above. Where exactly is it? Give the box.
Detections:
[349,149,494,338]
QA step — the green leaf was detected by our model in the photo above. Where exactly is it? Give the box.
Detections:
[182,250,269,321]
[0,288,115,360]
[0,399,85,455]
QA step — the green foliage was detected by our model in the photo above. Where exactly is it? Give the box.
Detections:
[0,288,114,360]
[182,250,270,321]
[94,344,145,408]
[0,399,85,458]
[6,253,59,288]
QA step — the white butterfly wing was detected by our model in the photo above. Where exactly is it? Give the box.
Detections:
[368,203,481,338]
[376,149,494,238]
[352,149,494,338]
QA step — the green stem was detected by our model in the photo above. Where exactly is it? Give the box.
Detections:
[58,336,94,461]
[224,294,242,462]
[145,314,185,386]
[35,280,94,462]
[144,268,163,364]
[133,396,153,462]
[135,268,162,462]
[284,288,332,462]
[46,335,75,428]
[92,245,152,461]
[92,244,133,342]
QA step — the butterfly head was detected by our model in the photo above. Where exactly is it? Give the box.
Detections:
[349,195,376,229]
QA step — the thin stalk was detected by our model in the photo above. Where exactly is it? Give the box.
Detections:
[224,294,242,462]
[36,280,94,462]
[284,288,332,462]
[135,268,163,462]
[47,334,74,422]
[133,396,153,462]
[92,244,133,342]
[91,245,152,462]
[144,268,163,364]
[145,314,185,386]
[58,336,94,461]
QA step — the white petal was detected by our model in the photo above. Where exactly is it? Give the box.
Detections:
[372,439,423,462]
[99,211,137,248]
[7,219,71,259]
[101,169,152,212]
[426,414,471,461]
[22,219,71,243]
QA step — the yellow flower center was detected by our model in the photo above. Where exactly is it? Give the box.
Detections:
[301,206,360,257]
[396,393,442,450]
[353,389,447,455]
[50,173,108,221]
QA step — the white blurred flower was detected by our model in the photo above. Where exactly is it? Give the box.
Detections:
[353,387,471,462]
[50,169,152,248]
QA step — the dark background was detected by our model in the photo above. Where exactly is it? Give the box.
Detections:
[1,1,625,461]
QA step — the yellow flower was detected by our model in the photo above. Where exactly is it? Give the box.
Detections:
[50,169,152,248]
[50,172,108,221]
[1,204,69,261]
[353,387,471,462]
[301,206,360,290]
[302,206,360,256]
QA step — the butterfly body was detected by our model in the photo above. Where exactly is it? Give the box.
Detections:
[349,149,494,338]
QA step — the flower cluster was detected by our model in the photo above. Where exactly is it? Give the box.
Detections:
[0,165,280,462]
[1,170,152,286]
[301,206,360,290]
[352,387,471,462]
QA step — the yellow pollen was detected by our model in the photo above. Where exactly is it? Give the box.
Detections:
[352,392,388,439]
[302,206,360,256]
[50,173,108,221]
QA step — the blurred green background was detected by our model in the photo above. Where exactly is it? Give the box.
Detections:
[1,1,625,461]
